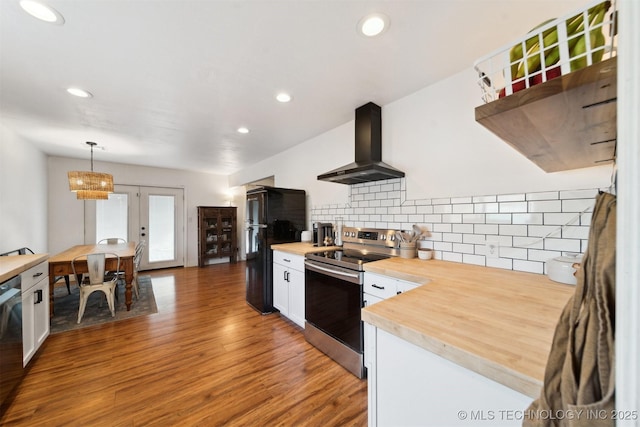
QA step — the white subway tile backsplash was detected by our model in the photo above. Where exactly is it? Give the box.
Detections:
[544,238,581,252]
[424,214,443,223]
[499,201,528,213]
[432,198,451,205]
[544,213,580,226]
[513,260,544,274]
[463,234,486,245]
[486,257,513,270]
[497,193,525,202]
[512,213,543,225]
[562,226,590,239]
[311,185,598,276]
[408,214,425,222]
[526,191,559,201]
[473,195,497,203]
[453,224,474,233]
[486,214,511,224]
[433,204,452,214]
[528,200,562,213]
[562,198,595,213]
[442,233,463,243]
[434,241,452,252]
[499,224,528,236]
[474,224,499,235]
[527,249,562,262]
[433,223,452,233]
[513,236,543,250]
[442,214,462,223]
[453,243,474,254]
[463,213,486,224]
[560,189,598,199]
[500,246,528,260]
[528,225,561,238]
[451,197,472,204]
[474,203,499,213]
[463,254,486,266]
[417,205,434,214]
[442,252,463,262]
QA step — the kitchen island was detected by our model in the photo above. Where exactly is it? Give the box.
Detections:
[362,258,575,426]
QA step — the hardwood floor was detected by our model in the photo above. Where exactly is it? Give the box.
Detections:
[1,262,368,426]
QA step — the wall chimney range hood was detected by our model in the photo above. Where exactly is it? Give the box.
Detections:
[317,102,405,185]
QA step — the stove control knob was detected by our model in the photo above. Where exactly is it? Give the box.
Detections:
[390,234,395,241]
[344,231,349,237]
[351,232,356,237]
[381,235,386,240]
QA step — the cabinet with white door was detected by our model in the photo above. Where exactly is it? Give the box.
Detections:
[273,251,305,328]
[21,260,50,366]
[363,272,421,367]
[363,272,421,427]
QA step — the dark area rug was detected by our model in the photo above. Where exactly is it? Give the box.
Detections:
[50,275,158,334]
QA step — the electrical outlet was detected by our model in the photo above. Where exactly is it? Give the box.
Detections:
[485,240,499,259]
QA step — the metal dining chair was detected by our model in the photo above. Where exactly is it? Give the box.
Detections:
[71,252,119,323]
[98,238,127,244]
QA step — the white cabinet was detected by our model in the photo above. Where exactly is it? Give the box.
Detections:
[364,272,420,301]
[370,328,531,427]
[273,251,305,328]
[21,260,49,366]
[363,273,420,370]
[363,272,421,427]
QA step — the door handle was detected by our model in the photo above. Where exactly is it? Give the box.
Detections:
[34,289,43,304]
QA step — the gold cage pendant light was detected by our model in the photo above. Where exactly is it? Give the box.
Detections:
[68,142,114,200]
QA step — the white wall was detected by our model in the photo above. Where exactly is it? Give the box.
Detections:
[0,125,48,254]
[229,66,611,209]
[47,156,230,266]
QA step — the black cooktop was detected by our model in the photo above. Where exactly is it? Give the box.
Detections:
[306,249,390,271]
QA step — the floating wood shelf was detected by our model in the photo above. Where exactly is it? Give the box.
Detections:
[475,57,617,173]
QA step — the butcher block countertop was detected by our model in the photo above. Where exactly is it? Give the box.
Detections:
[362,258,575,398]
[0,253,49,282]
[270,242,340,256]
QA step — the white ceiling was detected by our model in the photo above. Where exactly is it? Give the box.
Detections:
[0,0,586,175]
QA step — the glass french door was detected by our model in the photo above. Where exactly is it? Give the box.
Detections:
[85,185,184,270]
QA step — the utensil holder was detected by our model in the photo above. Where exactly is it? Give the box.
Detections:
[399,242,416,259]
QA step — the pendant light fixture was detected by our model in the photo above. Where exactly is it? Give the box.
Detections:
[67,142,114,200]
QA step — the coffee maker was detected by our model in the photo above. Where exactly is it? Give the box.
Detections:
[313,222,334,246]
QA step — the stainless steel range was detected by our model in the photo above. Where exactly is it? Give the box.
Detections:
[304,226,399,378]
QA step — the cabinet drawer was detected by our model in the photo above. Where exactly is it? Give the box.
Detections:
[21,261,48,291]
[273,251,305,271]
[364,273,398,299]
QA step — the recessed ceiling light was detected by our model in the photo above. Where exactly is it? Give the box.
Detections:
[358,13,389,37]
[67,87,93,98]
[237,127,250,134]
[19,0,65,24]
[276,93,292,103]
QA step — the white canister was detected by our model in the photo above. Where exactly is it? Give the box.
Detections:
[546,255,582,285]
[301,230,312,242]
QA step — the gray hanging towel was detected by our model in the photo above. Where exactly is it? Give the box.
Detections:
[523,192,616,427]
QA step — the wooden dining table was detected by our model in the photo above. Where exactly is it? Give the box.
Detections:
[48,242,136,317]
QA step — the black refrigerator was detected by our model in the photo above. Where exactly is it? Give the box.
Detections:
[245,186,306,313]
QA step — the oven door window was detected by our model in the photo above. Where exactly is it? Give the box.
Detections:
[305,268,363,353]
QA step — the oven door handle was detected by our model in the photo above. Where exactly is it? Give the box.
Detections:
[304,260,362,283]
